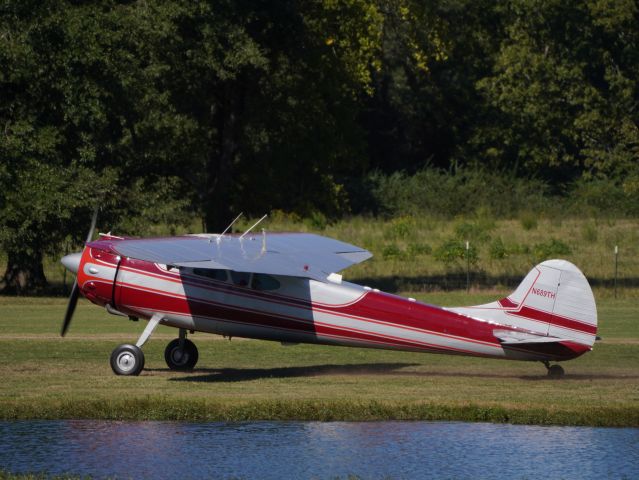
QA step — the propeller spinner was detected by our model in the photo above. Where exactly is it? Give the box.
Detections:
[60,208,98,337]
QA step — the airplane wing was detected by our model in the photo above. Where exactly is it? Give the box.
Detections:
[493,329,573,345]
[89,233,372,282]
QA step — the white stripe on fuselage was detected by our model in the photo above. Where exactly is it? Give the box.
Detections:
[114,265,506,358]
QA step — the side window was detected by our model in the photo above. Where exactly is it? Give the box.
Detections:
[251,273,280,291]
[193,268,229,282]
[230,271,251,287]
[158,264,179,273]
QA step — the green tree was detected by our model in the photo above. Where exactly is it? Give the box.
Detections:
[0,1,187,292]
[138,0,385,230]
[469,0,639,184]
[0,0,386,290]
[361,0,501,174]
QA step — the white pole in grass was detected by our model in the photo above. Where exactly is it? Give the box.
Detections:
[466,240,470,293]
[614,245,619,299]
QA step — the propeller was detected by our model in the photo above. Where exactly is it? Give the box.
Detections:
[60,208,98,337]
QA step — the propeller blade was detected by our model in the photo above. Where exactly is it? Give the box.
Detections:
[60,206,99,337]
[86,207,98,243]
[61,279,79,337]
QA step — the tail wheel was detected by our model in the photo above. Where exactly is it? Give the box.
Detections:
[110,344,145,376]
[547,364,565,379]
[164,338,199,370]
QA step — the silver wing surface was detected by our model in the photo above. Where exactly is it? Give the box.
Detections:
[91,233,371,281]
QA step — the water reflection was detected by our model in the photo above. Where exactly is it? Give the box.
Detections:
[0,420,637,479]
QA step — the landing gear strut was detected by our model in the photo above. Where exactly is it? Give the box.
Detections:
[164,329,199,371]
[542,361,565,379]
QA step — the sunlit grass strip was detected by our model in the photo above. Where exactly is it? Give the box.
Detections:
[2,398,637,427]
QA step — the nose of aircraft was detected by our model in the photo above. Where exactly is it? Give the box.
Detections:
[61,252,82,275]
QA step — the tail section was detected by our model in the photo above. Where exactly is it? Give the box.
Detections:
[449,260,597,347]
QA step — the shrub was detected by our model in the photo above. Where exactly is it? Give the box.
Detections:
[454,221,492,242]
[581,221,598,243]
[270,209,302,224]
[356,168,639,220]
[489,238,507,260]
[304,211,328,230]
[408,243,432,256]
[433,238,478,266]
[366,167,550,218]
[519,211,538,230]
[382,244,404,260]
[489,238,529,260]
[387,215,415,239]
[568,177,635,216]
[532,239,571,262]
[510,243,530,255]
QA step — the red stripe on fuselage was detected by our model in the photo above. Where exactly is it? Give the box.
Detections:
[507,306,596,335]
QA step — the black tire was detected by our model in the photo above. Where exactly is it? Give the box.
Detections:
[110,344,145,376]
[164,338,199,370]
[547,364,565,379]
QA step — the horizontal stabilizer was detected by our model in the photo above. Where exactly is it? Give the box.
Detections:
[493,329,572,345]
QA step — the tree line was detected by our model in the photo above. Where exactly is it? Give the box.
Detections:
[1,0,638,292]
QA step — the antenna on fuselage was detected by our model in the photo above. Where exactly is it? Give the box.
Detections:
[240,214,268,240]
[215,212,244,244]
[221,212,244,236]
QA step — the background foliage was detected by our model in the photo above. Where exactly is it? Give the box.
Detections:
[1,0,638,292]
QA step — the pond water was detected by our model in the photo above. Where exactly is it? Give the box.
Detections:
[0,420,637,479]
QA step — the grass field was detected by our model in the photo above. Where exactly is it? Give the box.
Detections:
[1,291,637,426]
[0,473,84,480]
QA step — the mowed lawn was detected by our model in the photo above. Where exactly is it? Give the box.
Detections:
[0,292,637,426]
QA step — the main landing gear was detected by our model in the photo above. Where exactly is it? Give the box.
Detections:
[164,331,199,371]
[542,361,565,379]
[109,314,199,376]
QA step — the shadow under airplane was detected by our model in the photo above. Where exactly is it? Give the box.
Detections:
[162,362,420,383]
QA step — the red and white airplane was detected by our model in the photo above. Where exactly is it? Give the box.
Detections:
[60,215,597,378]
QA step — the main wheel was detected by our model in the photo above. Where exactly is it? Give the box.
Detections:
[110,344,145,376]
[164,338,199,370]
[547,364,565,379]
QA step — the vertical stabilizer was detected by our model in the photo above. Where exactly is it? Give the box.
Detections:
[448,260,597,347]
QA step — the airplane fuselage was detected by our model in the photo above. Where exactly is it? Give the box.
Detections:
[77,242,590,363]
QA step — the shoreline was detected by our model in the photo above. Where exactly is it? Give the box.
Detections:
[2,399,638,427]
